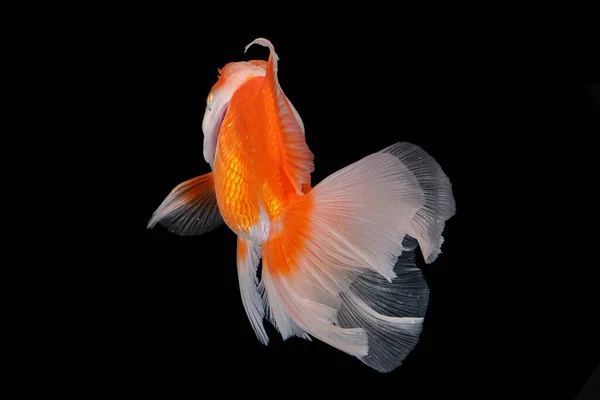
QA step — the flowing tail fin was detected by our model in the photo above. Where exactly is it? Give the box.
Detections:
[260,142,454,372]
[380,143,456,263]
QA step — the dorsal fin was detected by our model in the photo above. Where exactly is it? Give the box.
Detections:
[245,38,314,195]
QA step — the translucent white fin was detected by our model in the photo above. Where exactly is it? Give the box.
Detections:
[263,263,364,354]
[147,173,224,235]
[338,237,429,373]
[302,149,426,281]
[261,148,428,361]
[236,236,268,345]
[380,143,456,263]
[281,89,305,135]
[260,273,312,342]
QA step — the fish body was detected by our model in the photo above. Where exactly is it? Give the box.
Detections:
[209,45,311,244]
[148,38,456,372]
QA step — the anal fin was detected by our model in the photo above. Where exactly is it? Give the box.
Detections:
[237,236,269,345]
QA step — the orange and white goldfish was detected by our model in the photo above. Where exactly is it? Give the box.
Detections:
[148,38,456,373]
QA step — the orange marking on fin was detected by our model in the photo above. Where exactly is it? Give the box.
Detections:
[264,193,314,277]
[237,235,249,267]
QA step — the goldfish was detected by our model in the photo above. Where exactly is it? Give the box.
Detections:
[148,38,456,373]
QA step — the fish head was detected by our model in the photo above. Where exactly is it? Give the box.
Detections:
[202,60,267,168]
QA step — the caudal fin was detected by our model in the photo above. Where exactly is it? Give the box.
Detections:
[380,143,456,263]
[337,236,429,372]
[260,142,454,372]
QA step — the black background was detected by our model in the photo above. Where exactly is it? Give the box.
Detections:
[67,16,600,399]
